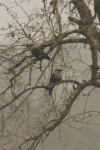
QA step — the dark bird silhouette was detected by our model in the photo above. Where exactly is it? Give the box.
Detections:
[49,68,63,95]
[94,0,100,21]
[26,42,52,61]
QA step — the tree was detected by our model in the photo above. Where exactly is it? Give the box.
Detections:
[0,0,100,149]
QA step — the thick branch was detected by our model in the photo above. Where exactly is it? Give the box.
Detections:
[68,16,83,25]
[85,33,98,82]
[71,0,92,24]
[41,38,86,47]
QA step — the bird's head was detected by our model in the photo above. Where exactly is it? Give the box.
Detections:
[53,68,63,74]
[52,68,63,80]
[26,42,39,50]
[55,68,63,72]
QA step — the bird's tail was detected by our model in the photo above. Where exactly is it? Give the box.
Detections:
[49,87,53,96]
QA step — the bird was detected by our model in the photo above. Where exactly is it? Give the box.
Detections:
[26,42,52,61]
[49,68,63,96]
[94,0,100,21]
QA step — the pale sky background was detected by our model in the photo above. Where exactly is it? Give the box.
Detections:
[0,0,45,28]
[0,0,44,43]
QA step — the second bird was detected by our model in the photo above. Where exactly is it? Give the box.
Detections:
[49,68,63,96]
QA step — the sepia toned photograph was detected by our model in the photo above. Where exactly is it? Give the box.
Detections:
[0,0,100,149]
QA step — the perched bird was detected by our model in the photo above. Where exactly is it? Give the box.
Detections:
[49,68,63,95]
[26,42,51,61]
[94,0,100,21]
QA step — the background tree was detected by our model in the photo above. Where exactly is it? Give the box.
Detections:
[0,0,100,149]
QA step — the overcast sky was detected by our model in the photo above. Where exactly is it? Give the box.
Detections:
[0,0,45,44]
[0,0,43,28]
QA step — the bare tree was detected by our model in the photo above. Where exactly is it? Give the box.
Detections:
[0,0,100,149]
